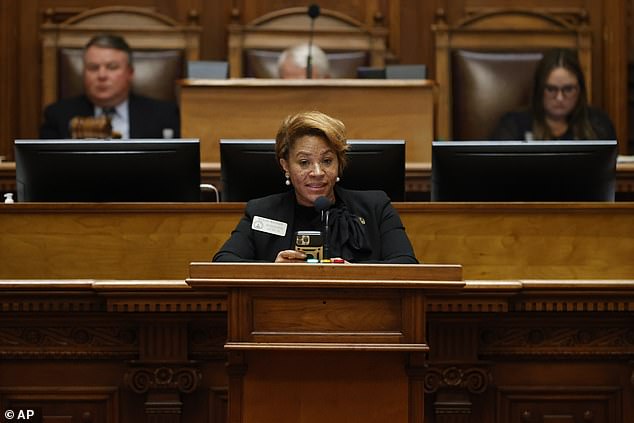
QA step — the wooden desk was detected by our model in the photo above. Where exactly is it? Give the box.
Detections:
[1,203,633,280]
[178,79,436,163]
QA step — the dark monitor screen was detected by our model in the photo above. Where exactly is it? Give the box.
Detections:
[356,66,386,79]
[220,139,405,201]
[15,139,201,202]
[431,140,617,201]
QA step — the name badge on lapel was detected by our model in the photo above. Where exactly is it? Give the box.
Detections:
[252,216,288,237]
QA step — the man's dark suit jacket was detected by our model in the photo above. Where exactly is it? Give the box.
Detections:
[39,93,180,139]
[213,186,418,263]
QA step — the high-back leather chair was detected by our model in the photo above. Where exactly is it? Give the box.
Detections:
[433,9,591,140]
[227,7,388,78]
[41,6,201,109]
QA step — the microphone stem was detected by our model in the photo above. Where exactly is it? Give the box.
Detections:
[323,210,330,259]
[307,18,316,79]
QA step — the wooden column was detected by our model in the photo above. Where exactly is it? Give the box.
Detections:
[124,322,202,423]
[603,0,628,154]
[125,322,201,423]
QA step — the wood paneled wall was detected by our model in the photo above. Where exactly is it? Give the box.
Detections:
[0,0,629,160]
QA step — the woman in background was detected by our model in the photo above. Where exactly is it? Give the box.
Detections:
[213,111,418,264]
[491,48,615,141]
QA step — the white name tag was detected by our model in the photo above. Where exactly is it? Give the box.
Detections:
[252,216,287,237]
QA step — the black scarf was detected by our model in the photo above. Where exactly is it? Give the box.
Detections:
[326,201,372,261]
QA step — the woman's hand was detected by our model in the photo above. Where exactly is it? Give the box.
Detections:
[275,249,307,263]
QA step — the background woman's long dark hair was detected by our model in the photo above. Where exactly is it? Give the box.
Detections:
[530,48,597,140]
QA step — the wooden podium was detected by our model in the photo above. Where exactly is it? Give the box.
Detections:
[188,262,463,423]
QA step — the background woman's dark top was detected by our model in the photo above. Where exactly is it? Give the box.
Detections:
[491,106,616,140]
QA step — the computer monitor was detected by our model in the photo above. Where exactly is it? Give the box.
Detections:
[220,139,405,201]
[356,66,386,79]
[356,65,428,80]
[186,60,228,79]
[15,139,201,202]
[431,140,617,201]
[385,64,427,79]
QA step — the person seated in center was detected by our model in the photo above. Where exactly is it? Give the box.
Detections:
[491,48,615,141]
[277,43,331,79]
[213,111,418,264]
[39,34,180,139]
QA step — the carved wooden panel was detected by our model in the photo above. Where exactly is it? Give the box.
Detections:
[0,310,229,423]
[427,314,634,360]
[189,317,229,360]
[230,0,385,28]
[427,321,480,361]
[0,387,118,423]
[229,0,401,66]
[479,318,634,358]
[426,307,633,422]
[424,365,491,395]
[497,387,621,423]
[0,317,137,359]
[125,365,202,395]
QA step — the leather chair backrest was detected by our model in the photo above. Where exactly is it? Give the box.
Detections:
[228,7,387,78]
[451,50,542,140]
[245,49,368,78]
[433,9,592,141]
[58,48,184,102]
[41,6,201,109]
[244,50,279,78]
[328,51,368,78]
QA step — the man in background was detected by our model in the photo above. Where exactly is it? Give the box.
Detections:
[277,43,331,79]
[39,34,180,139]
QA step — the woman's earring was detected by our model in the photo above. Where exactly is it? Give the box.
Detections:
[285,173,291,186]
[336,176,341,182]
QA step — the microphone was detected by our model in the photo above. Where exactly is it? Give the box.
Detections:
[306,4,320,79]
[314,196,331,259]
[308,3,321,19]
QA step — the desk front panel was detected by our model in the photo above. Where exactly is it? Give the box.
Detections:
[1,203,633,280]
[179,79,435,163]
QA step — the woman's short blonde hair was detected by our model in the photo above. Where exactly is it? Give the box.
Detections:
[275,111,349,173]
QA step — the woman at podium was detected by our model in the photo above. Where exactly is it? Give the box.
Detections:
[213,111,418,264]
